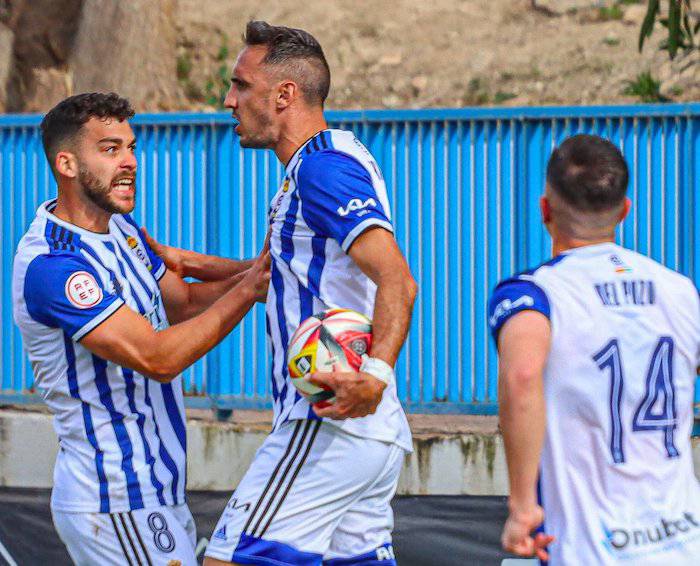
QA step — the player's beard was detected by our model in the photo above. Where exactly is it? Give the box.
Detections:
[78,166,136,214]
[237,106,276,149]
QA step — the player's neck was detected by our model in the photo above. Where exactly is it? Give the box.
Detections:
[275,112,328,166]
[551,235,616,256]
[52,191,112,234]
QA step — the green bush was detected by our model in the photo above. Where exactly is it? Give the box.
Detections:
[622,71,670,102]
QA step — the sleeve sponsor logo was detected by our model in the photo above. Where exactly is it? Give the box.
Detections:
[488,295,534,328]
[65,271,103,309]
[337,197,378,217]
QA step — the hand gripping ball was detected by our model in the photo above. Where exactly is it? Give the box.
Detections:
[287,308,372,407]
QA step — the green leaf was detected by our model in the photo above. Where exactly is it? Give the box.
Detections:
[639,0,661,52]
[668,0,681,58]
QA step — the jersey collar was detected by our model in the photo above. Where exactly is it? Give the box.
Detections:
[285,129,333,174]
[37,199,116,242]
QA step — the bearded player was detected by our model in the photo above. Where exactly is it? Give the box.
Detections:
[12,93,269,565]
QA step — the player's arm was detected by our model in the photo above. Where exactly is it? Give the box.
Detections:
[296,150,417,419]
[311,227,417,419]
[80,267,264,382]
[142,228,254,281]
[82,251,269,382]
[156,267,263,324]
[497,311,554,560]
[488,278,554,560]
[24,251,269,383]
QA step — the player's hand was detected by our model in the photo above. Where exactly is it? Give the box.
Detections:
[252,232,271,302]
[240,247,271,302]
[141,228,186,278]
[307,371,386,419]
[501,505,554,561]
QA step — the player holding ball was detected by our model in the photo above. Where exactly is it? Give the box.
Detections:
[200,21,417,566]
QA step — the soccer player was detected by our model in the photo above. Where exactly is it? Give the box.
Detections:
[489,134,700,564]
[201,21,418,566]
[12,92,270,565]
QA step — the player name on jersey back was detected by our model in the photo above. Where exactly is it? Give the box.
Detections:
[594,278,655,307]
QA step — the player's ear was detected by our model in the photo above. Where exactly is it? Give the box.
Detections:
[55,151,79,179]
[619,197,632,222]
[276,80,297,110]
[540,195,552,224]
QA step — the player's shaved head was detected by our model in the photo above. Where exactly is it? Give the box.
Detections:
[545,134,629,239]
[244,21,330,106]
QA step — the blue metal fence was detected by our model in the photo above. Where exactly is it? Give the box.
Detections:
[1,104,699,413]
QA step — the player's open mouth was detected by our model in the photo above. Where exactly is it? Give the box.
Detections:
[111,177,135,196]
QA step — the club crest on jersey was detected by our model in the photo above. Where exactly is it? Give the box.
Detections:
[126,235,153,271]
[269,178,292,221]
[337,197,377,217]
[65,271,103,309]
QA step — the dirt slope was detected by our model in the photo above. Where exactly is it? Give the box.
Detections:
[174,0,693,110]
[1,0,696,112]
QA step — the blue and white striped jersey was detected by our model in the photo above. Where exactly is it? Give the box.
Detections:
[266,129,412,451]
[12,200,187,513]
[489,243,700,565]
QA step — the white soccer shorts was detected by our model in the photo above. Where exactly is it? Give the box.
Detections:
[52,503,197,565]
[205,419,405,565]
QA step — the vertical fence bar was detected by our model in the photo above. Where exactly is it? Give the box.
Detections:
[407,121,421,405]
[393,121,409,403]
[447,121,461,404]
[461,120,475,404]
[434,121,447,402]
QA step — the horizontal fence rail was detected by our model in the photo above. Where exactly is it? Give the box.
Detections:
[1,104,700,413]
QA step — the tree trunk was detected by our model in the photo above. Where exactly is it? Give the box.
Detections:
[69,0,182,110]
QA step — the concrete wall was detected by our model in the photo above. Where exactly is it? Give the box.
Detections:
[1,409,698,495]
[186,418,510,495]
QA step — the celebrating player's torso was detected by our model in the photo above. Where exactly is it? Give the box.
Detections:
[266,128,411,451]
[13,201,187,513]
[490,242,700,564]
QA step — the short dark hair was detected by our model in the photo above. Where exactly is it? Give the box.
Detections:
[244,20,330,105]
[40,92,135,167]
[546,134,629,213]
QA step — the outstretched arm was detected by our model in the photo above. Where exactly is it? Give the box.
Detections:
[142,228,253,281]
[157,257,269,324]
[80,250,270,382]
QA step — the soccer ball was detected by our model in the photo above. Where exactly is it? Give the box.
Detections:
[287,308,372,406]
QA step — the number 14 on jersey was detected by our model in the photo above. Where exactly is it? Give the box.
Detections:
[593,337,679,464]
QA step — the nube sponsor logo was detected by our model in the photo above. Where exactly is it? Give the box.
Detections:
[602,512,700,555]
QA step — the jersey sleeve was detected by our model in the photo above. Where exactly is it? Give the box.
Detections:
[296,150,393,252]
[488,277,551,342]
[120,214,166,280]
[24,253,124,341]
